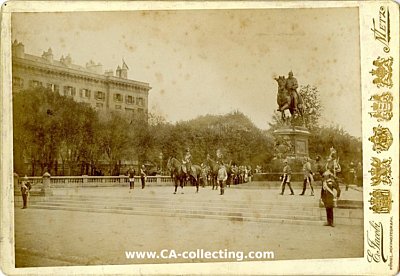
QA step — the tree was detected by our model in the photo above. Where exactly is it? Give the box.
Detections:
[13,87,99,176]
[298,85,322,130]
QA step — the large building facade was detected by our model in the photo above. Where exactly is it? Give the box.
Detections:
[12,40,151,115]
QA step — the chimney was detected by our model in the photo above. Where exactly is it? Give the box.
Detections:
[120,60,129,79]
[86,60,103,75]
[42,48,54,63]
[61,54,72,67]
[116,65,121,78]
[12,40,25,58]
[104,70,114,77]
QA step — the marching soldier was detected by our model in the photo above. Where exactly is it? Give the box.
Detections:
[300,157,314,196]
[320,170,341,227]
[280,160,294,195]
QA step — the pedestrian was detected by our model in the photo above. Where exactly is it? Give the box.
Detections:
[21,175,31,209]
[280,160,294,195]
[140,165,146,189]
[217,163,228,195]
[320,170,341,227]
[300,157,314,196]
[127,167,135,190]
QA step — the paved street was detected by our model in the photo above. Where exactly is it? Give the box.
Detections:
[14,185,363,267]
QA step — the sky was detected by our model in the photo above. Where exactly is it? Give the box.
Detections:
[12,8,362,137]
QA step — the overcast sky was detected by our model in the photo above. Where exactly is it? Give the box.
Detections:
[12,8,362,137]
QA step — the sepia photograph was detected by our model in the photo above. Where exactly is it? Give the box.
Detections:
[1,1,398,275]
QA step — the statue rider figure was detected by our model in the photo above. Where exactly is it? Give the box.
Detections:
[182,148,192,176]
[286,70,299,115]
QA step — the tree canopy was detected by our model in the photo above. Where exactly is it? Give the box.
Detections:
[13,87,361,176]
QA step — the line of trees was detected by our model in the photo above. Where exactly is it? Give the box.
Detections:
[13,87,362,176]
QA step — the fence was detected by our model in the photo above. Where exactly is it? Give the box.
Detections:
[14,175,175,191]
[14,173,313,191]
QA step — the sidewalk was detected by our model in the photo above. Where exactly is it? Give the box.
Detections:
[14,185,363,267]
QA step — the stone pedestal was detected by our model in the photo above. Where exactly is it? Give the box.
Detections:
[273,126,311,159]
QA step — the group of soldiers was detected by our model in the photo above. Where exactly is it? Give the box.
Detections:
[181,148,252,195]
[126,165,147,191]
[280,147,343,227]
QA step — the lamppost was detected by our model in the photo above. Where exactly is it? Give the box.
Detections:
[159,152,163,175]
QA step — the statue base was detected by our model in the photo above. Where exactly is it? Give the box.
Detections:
[273,126,311,159]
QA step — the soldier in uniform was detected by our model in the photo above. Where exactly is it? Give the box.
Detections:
[300,157,314,196]
[320,170,341,227]
[217,163,228,195]
[182,148,192,178]
[280,160,294,195]
[127,167,135,190]
[21,175,31,209]
[140,165,146,189]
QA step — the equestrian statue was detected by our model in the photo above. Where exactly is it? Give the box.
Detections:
[275,71,304,124]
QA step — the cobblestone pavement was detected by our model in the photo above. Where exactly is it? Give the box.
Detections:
[14,185,363,267]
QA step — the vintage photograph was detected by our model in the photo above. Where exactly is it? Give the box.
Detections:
[10,7,365,269]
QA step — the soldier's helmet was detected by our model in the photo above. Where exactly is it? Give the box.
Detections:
[288,70,294,77]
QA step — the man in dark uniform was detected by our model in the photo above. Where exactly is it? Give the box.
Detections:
[320,170,341,227]
[140,165,146,189]
[21,175,32,209]
[127,167,135,190]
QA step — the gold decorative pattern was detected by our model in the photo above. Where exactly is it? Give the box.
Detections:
[368,125,393,153]
[369,157,392,186]
[369,92,393,121]
[370,56,393,88]
[369,189,393,214]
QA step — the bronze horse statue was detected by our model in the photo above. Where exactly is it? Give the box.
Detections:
[275,76,304,122]
[167,157,202,193]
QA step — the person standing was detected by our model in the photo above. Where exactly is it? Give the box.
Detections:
[127,167,135,190]
[280,160,294,195]
[320,171,341,227]
[21,175,31,209]
[300,157,314,196]
[217,163,228,195]
[140,165,146,189]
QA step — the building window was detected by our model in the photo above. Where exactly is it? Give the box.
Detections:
[80,88,91,99]
[96,103,103,109]
[114,93,123,102]
[47,83,59,93]
[29,80,43,88]
[136,97,144,106]
[125,108,134,113]
[138,108,144,113]
[115,105,122,110]
[63,86,76,97]
[95,91,105,101]
[125,95,134,104]
[13,77,24,89]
